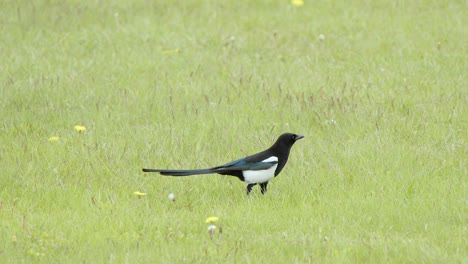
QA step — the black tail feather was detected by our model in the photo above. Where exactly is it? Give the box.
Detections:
[142,168,213,176]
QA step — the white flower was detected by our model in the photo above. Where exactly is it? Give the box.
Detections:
[207,224,216,232]
[168,193,175,201]
[318,34,325,41]
[326,119,337,125]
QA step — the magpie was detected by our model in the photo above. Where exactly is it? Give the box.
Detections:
[142,133,304,194]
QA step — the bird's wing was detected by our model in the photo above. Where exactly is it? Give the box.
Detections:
[211,157,278,172]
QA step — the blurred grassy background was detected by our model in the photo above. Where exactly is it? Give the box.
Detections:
[0,0,466,262]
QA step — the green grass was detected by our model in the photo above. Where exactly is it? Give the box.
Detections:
[1,0,466,262]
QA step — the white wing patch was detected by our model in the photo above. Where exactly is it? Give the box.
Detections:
[262,156,278,163]
[243,156,278,184]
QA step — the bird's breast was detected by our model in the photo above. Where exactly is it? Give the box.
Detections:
[242,157,278,184]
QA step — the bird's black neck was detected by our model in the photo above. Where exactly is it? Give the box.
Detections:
[268,144,292,176]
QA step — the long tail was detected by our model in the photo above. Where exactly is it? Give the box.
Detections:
[142,168,214,176]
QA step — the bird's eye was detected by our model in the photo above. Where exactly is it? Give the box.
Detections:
[291,135,296,140]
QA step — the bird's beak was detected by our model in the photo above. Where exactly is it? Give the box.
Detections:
[295,134,304,140]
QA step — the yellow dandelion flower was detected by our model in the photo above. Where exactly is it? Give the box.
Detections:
[205,216,219,224]
[291,0,304,7]
[74,125,87,132]
[48,136,60,142]
[134,191,147,198]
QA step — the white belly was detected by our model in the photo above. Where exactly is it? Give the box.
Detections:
[242,156,278,184]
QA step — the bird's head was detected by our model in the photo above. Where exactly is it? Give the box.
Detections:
[274,133,304,148]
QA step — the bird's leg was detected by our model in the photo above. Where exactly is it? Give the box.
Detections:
[246,183,256,195]
[260,182,268,194]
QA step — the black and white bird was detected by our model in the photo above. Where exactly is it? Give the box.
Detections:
[142,133,304,194]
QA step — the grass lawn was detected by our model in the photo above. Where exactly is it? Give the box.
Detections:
[1,0,466,263]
